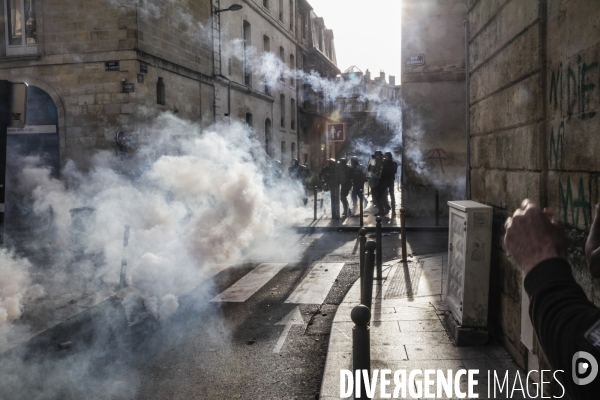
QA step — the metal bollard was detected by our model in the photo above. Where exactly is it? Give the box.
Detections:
[435,190,440,226]
[400,208,407,261]
[359,188,364,227]
[119,225,130,288]
[359,228,366,303]
[375,216,382,280]
[313,184,318,221]
[352,304,371,400]
[362,241,376,310]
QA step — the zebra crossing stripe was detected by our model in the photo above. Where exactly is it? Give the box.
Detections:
[284,262,345,304]
[210,263,288,303]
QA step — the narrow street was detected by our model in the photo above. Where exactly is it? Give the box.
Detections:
[0,230,447,399]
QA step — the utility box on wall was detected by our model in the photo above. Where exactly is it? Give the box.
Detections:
[445,200,492,345]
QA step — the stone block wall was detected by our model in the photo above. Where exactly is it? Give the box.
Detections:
[137,0,212,75]
[468,0,600,394]
[401,0,468,218]
[0,0,213,168]
[40,0,135,56]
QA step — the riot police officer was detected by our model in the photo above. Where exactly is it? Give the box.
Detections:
[319,159,341,219]
[338,158,353,217]
[380,152,398,215]
[367,150,385,215]
[350,157,366,215]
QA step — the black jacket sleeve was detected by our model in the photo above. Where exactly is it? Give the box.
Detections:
[524,258,600,399]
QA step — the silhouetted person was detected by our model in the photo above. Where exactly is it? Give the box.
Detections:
[338,158,352,217]
[319,159,340,219]
[367,150,384,215]
[350,157,366,215]
[288,158,300,179]
[380,152,398,215]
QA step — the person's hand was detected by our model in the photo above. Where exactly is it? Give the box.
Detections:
[504,199,567,275]
[585,204,600,277]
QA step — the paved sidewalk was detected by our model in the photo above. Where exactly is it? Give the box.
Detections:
[320,254,533,399]
[296,198,448,232]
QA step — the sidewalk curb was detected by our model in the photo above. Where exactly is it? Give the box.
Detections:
[319,275,360,399]
[293,225,448,233]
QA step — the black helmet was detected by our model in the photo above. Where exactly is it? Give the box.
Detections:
[384,152,393,159]
[374,150,383,157]
[351,157,359,166]
[291,158,299,167]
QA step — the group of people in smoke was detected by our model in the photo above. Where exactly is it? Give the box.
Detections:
[315,151,398,218]
[275,152,398,218]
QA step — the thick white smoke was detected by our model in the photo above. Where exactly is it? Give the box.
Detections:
[0,250,32,344]
[3,114,308,333]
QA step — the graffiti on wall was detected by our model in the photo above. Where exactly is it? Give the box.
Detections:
[549,53,599,230]
[424,148,448,174]
[549,57,598,121]
[593,173,600,210]
[549,120,564,169]
[549,55,599,168]
[558,175,591,230]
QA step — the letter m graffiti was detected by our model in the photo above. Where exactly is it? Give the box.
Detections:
[549,121,564,169]
[558,175,590,230]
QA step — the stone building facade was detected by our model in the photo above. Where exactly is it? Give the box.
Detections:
[217,0,298,166]
[0,0,339,217]
[296,1,339,172]
[337,67,402,164]
[401,0,468,218]
[217,0,338,173]
[466,0,600,394]
[0,0,215,172]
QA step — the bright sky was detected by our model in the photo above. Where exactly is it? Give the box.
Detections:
[308,0,402,81]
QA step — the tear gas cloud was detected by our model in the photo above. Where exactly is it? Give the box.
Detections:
[4,115,308,329]
[0,1,458,396]
[0,114,310,398]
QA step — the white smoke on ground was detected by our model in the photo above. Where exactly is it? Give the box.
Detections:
[3,114,307,334]
[0,250,32,345]
[0,112,312,399]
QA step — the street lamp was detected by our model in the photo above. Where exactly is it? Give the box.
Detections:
[213,3,243,124]
[214,4,243,13]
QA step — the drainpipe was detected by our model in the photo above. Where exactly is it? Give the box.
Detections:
[464,20,471,200]
[217,74,232,125]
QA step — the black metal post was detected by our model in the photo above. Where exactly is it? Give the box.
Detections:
[359,228,366,303]
[359,188,364,227]
[375,216,382,280]
[352,304,371,400]
[119,225,131,288]
[362,241,376,309]
[313,184,317,221]
[435,190,439,226]
[0,80,9,245]
[400,208,407,261]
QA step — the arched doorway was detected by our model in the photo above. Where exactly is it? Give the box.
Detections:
[8,85,60,175]
[5,85,60,223]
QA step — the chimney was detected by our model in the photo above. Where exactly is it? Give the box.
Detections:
[365,69,371,81]
[389,75,395,86]
[380,71,385,81]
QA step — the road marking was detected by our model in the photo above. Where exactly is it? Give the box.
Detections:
[210,263,287,303]
[174,263,233,296]
[273,306,304,353]
[284,262,345,304]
